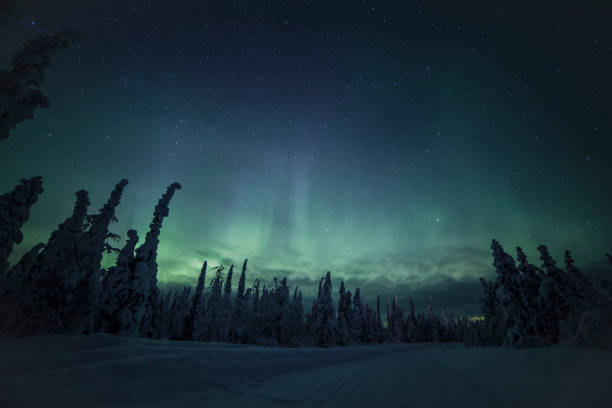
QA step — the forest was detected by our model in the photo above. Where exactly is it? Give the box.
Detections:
[0,176,611,349]
[0,176,470,346]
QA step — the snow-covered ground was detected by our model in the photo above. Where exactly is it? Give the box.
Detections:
[0,334,611,408]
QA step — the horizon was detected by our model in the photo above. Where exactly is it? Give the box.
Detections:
[1,1,611,318]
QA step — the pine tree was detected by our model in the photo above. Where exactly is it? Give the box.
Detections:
[514,247,542,339]
[0,31,79,141]
[13,189,90,335]
[246,278,261,342]
[336,281,349,345]
[491,240,530,347]
[426,295,438,342]
[160,289,173,339]
[274,277,292,345]
[313,271,336,346]
[183,260,207,340]
[98,229,138,334]
[237,259,247,299]
[564,250,591,285]
[0,243,44,331]
[387,294,403,342]
[352,288,365,342]
[536,245,573,343]
[0,176,44,277]
[71,179,128,334]
[169,287,191,340]
[376,295,383,342]
[290,286,304,342]
[115,183,181,338]
[200,265,224,341]
[406,295,416,341]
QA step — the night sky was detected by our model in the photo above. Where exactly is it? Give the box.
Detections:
[1,1,611,316]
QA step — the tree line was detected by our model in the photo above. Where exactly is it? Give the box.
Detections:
[0,177,469,346]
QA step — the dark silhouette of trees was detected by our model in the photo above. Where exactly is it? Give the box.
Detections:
[0,176,43,277]
[1,30,79,142]
[469,239,612,349]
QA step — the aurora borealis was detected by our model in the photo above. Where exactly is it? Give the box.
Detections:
[1,1,611,316]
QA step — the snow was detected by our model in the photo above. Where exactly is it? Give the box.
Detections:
[0,334,611,408]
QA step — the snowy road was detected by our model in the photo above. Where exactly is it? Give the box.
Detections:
[1,334,611,407]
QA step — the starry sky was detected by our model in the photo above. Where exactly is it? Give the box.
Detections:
[1,1,612,316]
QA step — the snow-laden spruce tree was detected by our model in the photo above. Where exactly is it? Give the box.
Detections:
[564,250,591,286]
[231,259,249,342]
[114,182,181,338]
[490,239,532,347]
[0,31,79,141]
[376,295,384,342]
[98,229,138,334]
[13,189,90,335]
[183,260,207,340]
[290,286,304,342]
[244,278,261,343]
[221,265,234,341]
[0,243,44,332]
[335,281,350,345]
[159,289,173,339]
[405,295,417,342]
[313,271,336,346]
[536,245,574,344]
[343,289,353,341]
[279,278,294,345]
[197,265,224,341]
[476,275,505,346]
[362,302,377,342]
[168,287,191,340]
[352,288,365,342]
[0,176,44,278]
[71,179,128,334]
[561,250,607,321]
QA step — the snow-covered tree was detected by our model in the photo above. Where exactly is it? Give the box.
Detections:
[536,245,574,344]
[0,243,44,332]
[168,287,191,340]
[183,261,207,340]
[274,277,292,345]
[376,295,383,342]
[335,281,350,345]
[115,182,181,338]
[490,239,531,347]
[71,179,128,334]
[313,271,336,347]
[98,229,138,334]
[159,289,173,339]
[290,286,304,342]
[231,259,249,342]
[0,176,44,277]
[13,189,90,336]
[564,250,591,286]
[352,288,365,342]
[1,31,79,141]
[199,265,224,341]
[388,294,404,342]
[221,264,234,340]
